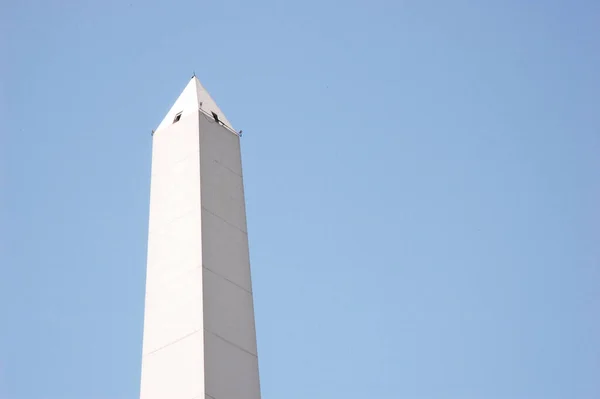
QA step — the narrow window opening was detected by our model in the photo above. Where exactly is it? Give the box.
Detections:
[173,112,183,123]
[211,111,220,123]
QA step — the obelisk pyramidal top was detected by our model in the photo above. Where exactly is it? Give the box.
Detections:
[140,77,261,399]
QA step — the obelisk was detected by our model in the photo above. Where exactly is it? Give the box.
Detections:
[140,77,260,399]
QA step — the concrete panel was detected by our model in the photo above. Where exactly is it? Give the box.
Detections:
[148,112,200,233]
[142,266,204,354]
[151,112,200,169]
[146,210,202,292]
[140,329,204,399]
[200,159,246,233]
[148,155,201,233]
[203,268,257,355]
[199,114,242,176]
[204,331,260,399]
[201,208,251,292]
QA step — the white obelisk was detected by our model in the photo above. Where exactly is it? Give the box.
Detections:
[140,77,260,399]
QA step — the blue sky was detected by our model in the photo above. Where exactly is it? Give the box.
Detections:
[1,0,599,398]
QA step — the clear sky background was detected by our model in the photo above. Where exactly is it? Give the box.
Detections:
[1,0,599,398]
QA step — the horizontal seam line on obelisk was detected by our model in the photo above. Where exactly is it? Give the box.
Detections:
[150,151,200,178]
[143,329,201,357]
[204,328,258,358]
[212,159,242,178]
[203,265,253,295]
[201,206,247,234]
